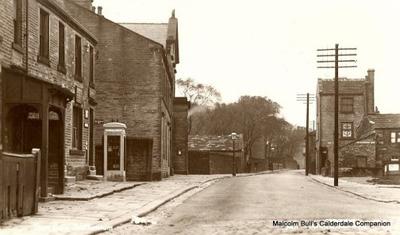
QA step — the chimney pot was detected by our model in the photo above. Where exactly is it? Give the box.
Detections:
[91,6,96,12]
[98,6,103,15]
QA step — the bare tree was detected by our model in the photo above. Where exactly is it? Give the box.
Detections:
[176,78,221,106]
[176,78,222,133]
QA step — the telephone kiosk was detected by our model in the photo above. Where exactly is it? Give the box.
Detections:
[103,122,127,181]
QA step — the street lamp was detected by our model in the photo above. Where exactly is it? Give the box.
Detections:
[230,132,239,176]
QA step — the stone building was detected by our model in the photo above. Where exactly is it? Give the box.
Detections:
[316,69,376,175]
[249,137,268,172]
[172,97,190,175]
[188,135,245,174]
[340,114,400,176]
[64,1,179,180]
[0,0,97,197]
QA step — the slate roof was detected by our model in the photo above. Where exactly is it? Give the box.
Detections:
[318,78,366,94]
[367,114,400,129]
[120,23,169,47]
[189,135,244,152]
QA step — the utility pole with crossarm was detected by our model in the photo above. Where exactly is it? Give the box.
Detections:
[317,44,357,186]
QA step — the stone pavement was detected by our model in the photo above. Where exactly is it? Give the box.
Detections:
[53,180,146,201]
[309,174,400,204]
[0,173,260,235]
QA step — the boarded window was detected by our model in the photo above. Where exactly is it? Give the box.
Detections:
[58,22,65,70]
[340,97,354,113]
[341,122,353,138]
[73,106,83,150]
[39,9,49,60]
[75,35,82,80]
[13,0,22,46]
[89,46,94,87]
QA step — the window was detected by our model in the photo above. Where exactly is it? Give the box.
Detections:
[38,9,49,63]
[58,22,66,72]
[89,45,94,87]
[73,106,83,150]
[13,0,22,48]
[75,35,82,80]
[340,97,354,113]
[390,132,400,143]
[341,122,353,138]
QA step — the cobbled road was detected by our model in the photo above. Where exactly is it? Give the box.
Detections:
[105,170,400,234]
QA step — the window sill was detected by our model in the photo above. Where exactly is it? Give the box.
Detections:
[69,149,85,156]
[57,64,66,74]
[37,55,50,67]
[12,42,24,54]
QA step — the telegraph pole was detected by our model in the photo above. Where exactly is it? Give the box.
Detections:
[317,44,357,186]
[296,93,315,176]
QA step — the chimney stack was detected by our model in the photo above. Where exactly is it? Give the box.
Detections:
[366,69,375,114]
[97,6,103,15]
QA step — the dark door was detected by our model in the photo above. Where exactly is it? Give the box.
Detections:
[48,110,63,194]
[126,139,152,181]
[188,151,210,174]
[89,108,94,166]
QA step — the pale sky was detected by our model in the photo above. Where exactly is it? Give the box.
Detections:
[93,0,400,127]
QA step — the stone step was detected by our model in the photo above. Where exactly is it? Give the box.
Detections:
[86,175,104,181]
[65,176,76,183]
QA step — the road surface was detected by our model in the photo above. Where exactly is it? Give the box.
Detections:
[105,170,400,234]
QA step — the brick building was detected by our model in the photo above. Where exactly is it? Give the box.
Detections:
[188,135,245,174]
[172,97,190,175]
[0,0,97,197]
[340,114,400,176]
[316,69,376,175]
[64,1,179,180]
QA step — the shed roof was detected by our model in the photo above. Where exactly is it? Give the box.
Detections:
[189,135,244,152]
[367,114,400,129]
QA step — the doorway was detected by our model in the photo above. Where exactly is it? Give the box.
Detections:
[5,104,42,153]
[48,108,64,194]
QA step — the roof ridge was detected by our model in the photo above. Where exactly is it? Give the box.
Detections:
[119,22,168,25]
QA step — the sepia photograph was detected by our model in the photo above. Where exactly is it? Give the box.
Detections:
[0,0,400,234]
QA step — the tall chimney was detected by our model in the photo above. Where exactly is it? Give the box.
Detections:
[366,69,375,114]
[97,6,103,15]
